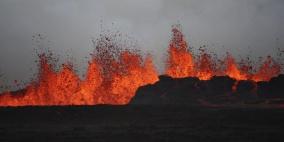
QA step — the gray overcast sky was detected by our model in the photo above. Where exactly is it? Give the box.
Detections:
[0,0,284,88]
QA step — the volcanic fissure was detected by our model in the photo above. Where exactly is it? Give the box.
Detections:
[0,26,282,106]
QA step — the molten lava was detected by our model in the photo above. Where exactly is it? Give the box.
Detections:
[196,50,214,80]
[0,26,282,106]
[165,26,281,82]
[224,53,248,80]
[166,27,195,78]
[0,35,159,106]
[252,56,281,82]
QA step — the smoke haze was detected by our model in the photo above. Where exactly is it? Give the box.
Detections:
[0,0,283,89]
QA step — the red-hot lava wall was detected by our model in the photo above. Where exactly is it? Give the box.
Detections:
[0,26,282,106]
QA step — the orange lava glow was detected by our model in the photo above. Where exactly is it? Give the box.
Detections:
[252,56,281,82]
[166,27,195,78]
[165,26,281,82]
[0,26,282,106]
[195,51,214,80]
[224,53,248,80]
[0,37,159,106]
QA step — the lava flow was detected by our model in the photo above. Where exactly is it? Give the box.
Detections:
[0,26,282,106]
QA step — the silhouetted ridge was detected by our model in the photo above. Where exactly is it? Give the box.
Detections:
[130,75,284,106]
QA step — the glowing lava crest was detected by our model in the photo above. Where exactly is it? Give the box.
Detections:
[0,26,282,106]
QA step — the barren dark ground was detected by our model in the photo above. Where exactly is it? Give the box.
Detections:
[0,105,284,142]
[1,75,284,142]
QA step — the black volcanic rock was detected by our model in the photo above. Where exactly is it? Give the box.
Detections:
[257,75,284,99]
[235,80,258,99]
[269,75,284,98]
[131,75,238,105]
[257,81,270,98]
[130,74,284,105]
[205,76,236,96]
[130,75,201,105]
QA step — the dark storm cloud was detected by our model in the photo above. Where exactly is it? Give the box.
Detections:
[0,0,283,89]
